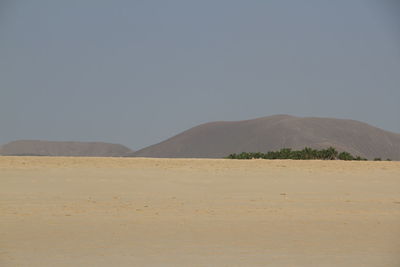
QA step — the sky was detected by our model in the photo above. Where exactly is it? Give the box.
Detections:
[1,0,399,150]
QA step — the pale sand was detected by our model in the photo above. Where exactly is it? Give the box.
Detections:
[1,157,399,267]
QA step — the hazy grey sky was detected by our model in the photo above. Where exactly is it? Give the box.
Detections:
[1,0,399,150]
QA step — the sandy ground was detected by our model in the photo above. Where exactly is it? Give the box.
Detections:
[1,157,400,267]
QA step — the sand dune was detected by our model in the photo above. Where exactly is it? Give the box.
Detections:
[1,156,400,266]
[132,115,400,160]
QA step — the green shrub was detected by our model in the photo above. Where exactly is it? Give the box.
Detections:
[227,147,372,161]
[338,152,354,161]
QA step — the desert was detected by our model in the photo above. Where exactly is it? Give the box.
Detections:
[1,156,400,266]
[2,1,400,266]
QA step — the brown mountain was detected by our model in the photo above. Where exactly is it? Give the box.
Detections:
[131,115,400,160]
[0,140,133,157]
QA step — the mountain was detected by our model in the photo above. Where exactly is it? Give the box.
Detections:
[130,115,400,160]
[0,140,133,157]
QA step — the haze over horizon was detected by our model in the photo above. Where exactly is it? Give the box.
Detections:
[1,0,399,150]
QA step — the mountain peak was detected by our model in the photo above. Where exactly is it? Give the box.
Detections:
[131,115,400,160]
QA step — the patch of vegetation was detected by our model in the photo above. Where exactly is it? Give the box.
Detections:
[227,147,369,161]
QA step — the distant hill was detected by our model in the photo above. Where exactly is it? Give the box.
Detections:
[130,115,400,160]
[0,140,133,157]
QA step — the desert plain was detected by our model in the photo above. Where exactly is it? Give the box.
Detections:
[1,156,400,267]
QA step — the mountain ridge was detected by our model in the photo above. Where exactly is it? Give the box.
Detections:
[130,115,400,160]
[0,140,133,157]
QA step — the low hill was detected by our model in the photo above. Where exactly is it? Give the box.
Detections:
[130,115,400,160]
[0,140,133,157]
